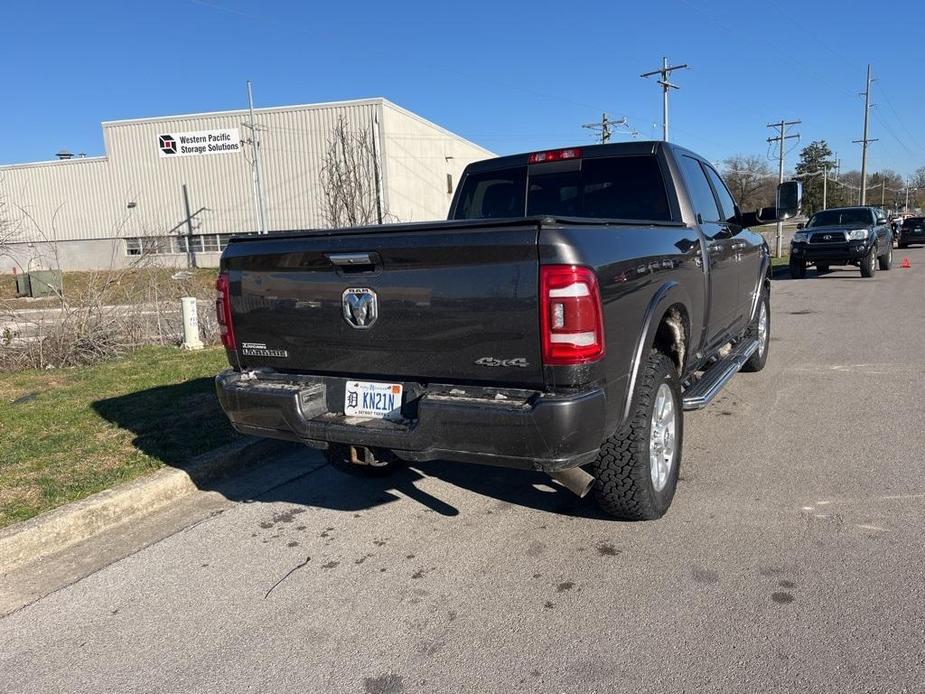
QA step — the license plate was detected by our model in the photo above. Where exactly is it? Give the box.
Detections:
[344,381,403,419]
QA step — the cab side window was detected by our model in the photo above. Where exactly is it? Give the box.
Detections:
[679,156,720,223]
[704,165,738,225]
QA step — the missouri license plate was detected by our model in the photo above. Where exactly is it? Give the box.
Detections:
[344,381,403,419]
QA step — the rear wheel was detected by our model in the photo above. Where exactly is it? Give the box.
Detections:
[879,244,893,271]
[592,350,682,521]
[789,258,806,279]
[860,247,877,278]
[816,264,830,274]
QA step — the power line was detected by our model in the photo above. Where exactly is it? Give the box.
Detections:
[641,57,689,142]
[875,81,925,153]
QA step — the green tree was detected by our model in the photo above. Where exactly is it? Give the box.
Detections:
[794,141,835,214]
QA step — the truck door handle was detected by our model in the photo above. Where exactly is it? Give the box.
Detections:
[327,252,381,274]
[328,253,374,266]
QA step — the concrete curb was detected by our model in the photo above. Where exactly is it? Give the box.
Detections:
[0,437,291,573]
[771,264,791,279]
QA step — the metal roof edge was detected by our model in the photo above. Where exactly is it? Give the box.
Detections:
[380,100,496,157]
[0,155,108,171]
[101,97,387,127]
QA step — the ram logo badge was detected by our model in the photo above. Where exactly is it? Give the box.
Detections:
[343,288,378,329]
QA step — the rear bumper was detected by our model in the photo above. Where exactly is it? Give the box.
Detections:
[900,230,925,243]
[215,369,607,472]
[790,240,870,264]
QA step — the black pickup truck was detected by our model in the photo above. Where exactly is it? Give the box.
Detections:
[214,141,800,520]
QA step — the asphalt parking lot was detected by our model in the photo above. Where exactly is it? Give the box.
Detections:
[2,248,925,693]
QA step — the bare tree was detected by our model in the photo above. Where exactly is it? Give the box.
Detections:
[320,116,388,228]
[0,196,18,261]
[721,155,776,211]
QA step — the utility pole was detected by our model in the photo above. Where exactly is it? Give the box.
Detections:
[822,164,828,211]
[582,113,619,144]
[853,64,878,205]
[244,80,269,234]
[370,113,384,225]
[582,113,636,143]
[182,184,197,269]
[641,57,688,142]
[767,119,801,257]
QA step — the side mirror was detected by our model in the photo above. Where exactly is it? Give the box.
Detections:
[776,181,802,220]
[796,222,805,230]
[739,181,804,227]
[877,217,887,225]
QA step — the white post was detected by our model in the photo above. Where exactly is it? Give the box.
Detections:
[181,297,204,350]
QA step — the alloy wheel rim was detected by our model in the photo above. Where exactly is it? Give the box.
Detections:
[757,301,768,359]
[649,383,676,493]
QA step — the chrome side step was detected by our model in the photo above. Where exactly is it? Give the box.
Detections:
[682,339,759,411]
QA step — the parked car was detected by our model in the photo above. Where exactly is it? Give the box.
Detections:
[789,206,893,278]
[898,216,925,248]
[214,141,800,520]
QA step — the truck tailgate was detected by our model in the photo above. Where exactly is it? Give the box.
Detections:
[221,222,545,387]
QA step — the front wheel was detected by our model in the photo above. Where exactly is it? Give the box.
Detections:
[742,289,770,373]
[879,244,893,271]
[789,258,806,279]
[860,247,877,278]
[816,264,830,274]
[592,350,682,521]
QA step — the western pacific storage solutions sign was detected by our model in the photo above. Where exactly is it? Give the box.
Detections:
[158,128,241,157]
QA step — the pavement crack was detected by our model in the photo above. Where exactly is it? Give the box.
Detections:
[264,555,311,599]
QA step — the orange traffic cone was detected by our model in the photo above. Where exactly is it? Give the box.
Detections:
[901,257,911,269]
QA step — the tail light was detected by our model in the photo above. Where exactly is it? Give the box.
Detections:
[540,265,605,365]
[215,272,236,350]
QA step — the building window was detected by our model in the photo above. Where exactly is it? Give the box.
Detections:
[124,233,256,256]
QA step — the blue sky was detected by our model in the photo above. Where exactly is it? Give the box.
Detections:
[3,0,924,176]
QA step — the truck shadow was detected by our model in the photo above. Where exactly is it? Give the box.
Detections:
[93,380,605,520]
[244,454,606,520]
[92,377,240,471]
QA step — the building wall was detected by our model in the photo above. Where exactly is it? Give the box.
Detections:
[380,102,493,223]
[0,98,494,271]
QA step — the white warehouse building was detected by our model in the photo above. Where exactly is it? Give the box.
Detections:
[0,98,494,271]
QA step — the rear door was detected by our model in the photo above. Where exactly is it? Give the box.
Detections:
[222,222,546,387]
[703,163,757,328]
[677,155,740,344]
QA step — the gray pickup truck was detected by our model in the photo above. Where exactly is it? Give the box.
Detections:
[214,141,800,520]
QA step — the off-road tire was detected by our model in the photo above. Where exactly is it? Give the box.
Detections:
[898,241,908,249]
[860,247,877,278]
[592,350,682,521]
[879,244,893,271]
[789,258,806,279]
[742,288,770,373]
[815,264,830,274]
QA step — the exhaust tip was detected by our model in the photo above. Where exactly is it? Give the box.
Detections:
[549,467,595,498]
